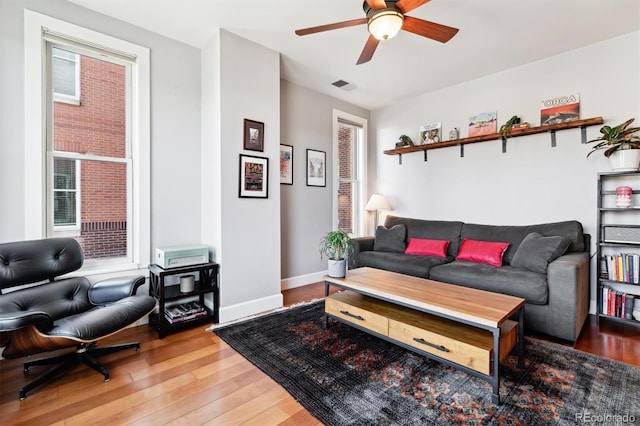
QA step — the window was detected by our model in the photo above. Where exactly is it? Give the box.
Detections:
[333,110,367,237]
[25,11,150,274]
[53,158,80,229]
[52,47,80,105]
[47,43,131,264]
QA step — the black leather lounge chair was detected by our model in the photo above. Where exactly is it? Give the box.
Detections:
[0,237,156,399]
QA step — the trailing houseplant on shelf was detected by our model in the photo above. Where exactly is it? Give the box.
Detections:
[586,118,640,171]
[319,230,353,278]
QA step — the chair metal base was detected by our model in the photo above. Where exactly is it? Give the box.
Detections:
[19,341,140,400]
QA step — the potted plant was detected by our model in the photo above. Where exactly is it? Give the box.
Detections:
[586,118,640,171]
[319,230,353,278]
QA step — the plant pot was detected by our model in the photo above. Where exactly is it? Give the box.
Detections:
[609,149,640,171]
[327,259,346,278]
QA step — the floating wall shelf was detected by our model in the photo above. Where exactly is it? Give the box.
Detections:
[383,117,604,164]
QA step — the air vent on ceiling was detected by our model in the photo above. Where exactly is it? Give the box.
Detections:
[332,79,357,91]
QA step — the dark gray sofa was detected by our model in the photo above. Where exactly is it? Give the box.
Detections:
[350,215,590,342]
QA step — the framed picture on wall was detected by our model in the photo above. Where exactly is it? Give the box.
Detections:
[280,144,293,185]
[306,149,326,187]
[243,119,264,152]
[239,154,269,198]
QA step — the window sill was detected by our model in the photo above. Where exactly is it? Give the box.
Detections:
[79,262,149,281]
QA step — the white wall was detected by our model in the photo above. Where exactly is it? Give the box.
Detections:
[370,31,640,312]
[201,30,283,322]
[0,0,202,254]
[280,80,370,288]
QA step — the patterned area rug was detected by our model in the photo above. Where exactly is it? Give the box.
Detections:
[213,301,640,425]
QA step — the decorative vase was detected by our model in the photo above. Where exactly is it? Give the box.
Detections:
[327,259,346,278]
[609,149,640,171]
[616,186,633,207]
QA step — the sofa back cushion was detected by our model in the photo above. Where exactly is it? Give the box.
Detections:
[384,216,463,257]
[460,224,526,265]
[526,221,585,253]
[461,220,585,265]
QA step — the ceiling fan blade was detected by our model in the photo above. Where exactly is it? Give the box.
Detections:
[402,16,459,43]
[295,18,367,36]
[396,0,432,13]
[356,35,380,65]
[366,0,388,9]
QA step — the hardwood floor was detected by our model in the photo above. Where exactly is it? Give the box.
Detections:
[1,282,638,425]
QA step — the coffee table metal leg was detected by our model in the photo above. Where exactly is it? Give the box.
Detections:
[322,281,329,329]
[517,307,525,368]
[491,328,501,405]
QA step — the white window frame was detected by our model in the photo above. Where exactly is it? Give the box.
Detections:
[52,47,80,105]
[332,109,368,237]
[24,10,150,276]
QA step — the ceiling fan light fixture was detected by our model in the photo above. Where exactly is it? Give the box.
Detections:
[368,9,404,41]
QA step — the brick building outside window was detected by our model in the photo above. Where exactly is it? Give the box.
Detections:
[51,47,127,260]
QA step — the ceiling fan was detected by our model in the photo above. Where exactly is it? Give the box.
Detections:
[295,0,458,65]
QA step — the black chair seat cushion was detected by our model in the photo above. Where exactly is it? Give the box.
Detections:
[0,278,94,331]
[47,295,156,341]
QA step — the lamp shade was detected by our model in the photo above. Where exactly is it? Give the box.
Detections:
[365,193,391,211]
[368,9,404,41]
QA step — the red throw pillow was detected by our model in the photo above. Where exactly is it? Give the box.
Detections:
[456,238,509,267]
[404,238,450,258]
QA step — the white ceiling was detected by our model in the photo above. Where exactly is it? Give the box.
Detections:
[66,0,640,110]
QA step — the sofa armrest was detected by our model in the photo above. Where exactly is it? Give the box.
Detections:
[349,237,375,269]
[546,252,590,341]
[89,275,146,305]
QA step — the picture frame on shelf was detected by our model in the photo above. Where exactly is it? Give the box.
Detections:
[540,93,580,126]
[468,112,497,137]
[419,122,442,144]
[280,144,293,185]
[239,154,269,198]
[306,149,326,187]
[243,119,264,152]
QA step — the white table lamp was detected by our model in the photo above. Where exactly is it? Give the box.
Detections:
[365,193,392,228]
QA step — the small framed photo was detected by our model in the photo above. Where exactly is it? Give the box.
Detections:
[419,122,442,144]
[239,154,269,198]
[243,119,264,152]
[306,149,326,187]
[280,144,293,185]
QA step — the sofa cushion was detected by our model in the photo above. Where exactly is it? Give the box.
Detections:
[460,224,527,265]
[405,238,450,258]
[357,252,450,279]
[384,216,463,257]
[526,221,585,253]
[456,239,509,267]
[429,262,548,305]
[511,232,570,274]
[373,225,406,253]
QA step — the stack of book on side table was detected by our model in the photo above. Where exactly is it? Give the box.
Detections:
[165,301,207,324]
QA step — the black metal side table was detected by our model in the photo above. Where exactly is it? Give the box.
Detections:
[148,262,219,338]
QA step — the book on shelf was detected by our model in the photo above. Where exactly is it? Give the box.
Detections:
[601,286,638,321]
[603,253,639,284]
[165,301,206,320]
[164,310,207,324]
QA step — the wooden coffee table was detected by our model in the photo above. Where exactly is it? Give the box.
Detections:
[323,267,525,405]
